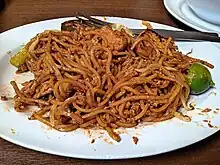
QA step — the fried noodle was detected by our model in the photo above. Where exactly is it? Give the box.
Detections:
[11,25,213,142]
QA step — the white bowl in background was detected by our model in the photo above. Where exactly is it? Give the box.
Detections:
[186,0,220,25]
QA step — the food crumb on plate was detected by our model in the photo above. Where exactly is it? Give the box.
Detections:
[208,122,214,128]
[189,102,196,109]
[209,91,217,96]
[132,136,139,145]
[202,108,212,113]
[10,128,16,135]
[213,110,218,114]
[1,95,8,101]
[103,138,114,145]
[115,128,127,134]
[203,120,209,122]
[7,51,11,55]
[91,139,95,144]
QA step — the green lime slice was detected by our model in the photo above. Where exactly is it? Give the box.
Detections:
[186,63,215,95]
[10,47,28,67]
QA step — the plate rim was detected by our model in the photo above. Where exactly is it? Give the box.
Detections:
[163,0,220,33]
[1,129,219,159]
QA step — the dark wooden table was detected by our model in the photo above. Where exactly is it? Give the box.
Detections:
[0,0,220,164]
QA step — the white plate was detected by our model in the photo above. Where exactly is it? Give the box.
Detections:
[164,0,220,33]
[0,17,220,159]
[186,0,220,25]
